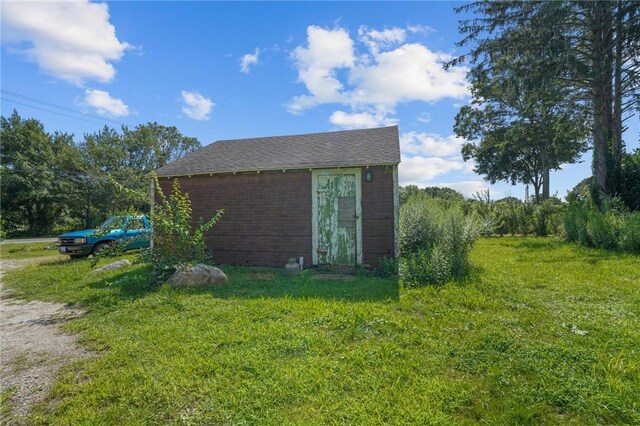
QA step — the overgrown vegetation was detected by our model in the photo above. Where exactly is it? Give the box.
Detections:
[3,238,639,424]
[0,110,200,238]
[399,194,479,286]
[137,174,223,282]
[564,191,640,254]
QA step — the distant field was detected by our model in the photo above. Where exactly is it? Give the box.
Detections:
[2,238,639,424]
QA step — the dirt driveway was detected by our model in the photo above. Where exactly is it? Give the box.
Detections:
[1,258,93,421]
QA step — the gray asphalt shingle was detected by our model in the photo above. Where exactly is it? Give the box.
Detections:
[155,126,400,177]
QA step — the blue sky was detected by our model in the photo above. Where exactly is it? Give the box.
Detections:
[1,1,638,199]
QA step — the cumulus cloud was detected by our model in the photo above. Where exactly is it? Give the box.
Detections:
[287,25,469,127]
[400,132,465,158]
[358,26,406,55]
[240,48,260,73]
[399,155,472,183]
[1,0,130,85]
[349,44,468,106]
[288,26,354,113]
[82,89,129,117]
[181,91,214,120]
[329,109,398,129]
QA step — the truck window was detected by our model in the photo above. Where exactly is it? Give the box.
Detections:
[126,218,145,230]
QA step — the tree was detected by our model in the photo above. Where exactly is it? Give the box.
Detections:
[79,122,201,226]
[0,110,82,235]
[453,1,640,200]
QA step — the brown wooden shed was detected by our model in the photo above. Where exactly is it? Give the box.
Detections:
[154,126,400,268]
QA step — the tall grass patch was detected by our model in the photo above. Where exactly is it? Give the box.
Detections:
[399,196,479,286]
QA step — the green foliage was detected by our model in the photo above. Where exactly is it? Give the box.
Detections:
[3,238,640,424]
[138,173,223,282]
[0,110,201,237]
[619,149,640,211]
[375,257,398,278]
[399,196,479,286]
[399,185,464,206]
[564,194,640,254]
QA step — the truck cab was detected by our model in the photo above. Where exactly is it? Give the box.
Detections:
[56,215,151,258]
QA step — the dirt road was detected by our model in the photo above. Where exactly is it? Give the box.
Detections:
[0,258,93,421]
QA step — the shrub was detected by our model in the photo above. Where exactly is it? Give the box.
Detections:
[376,257,399,278]
[399,196,479,287]
[619,149,640,211]
[138,174,223,282]
[563,193,640,254]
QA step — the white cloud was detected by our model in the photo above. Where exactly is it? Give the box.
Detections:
[432,181,494,197]
[82,89,129,117]
[399,155,471,183]
[1,0,130,86]
[349,44,468,106]
[329,109,398,129]
[288,26,354,113]
[358,26,406,55]
[400,132,465,158]
[240,48,260,73]
[287,25,469,126]
[407,24,435,34]
[180,91,214,120]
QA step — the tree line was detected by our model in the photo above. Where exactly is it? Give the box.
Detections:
[0,110,200,238]
[452,1,639,203]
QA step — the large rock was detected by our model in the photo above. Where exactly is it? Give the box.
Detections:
[168,264,228,287]
[92,259,131,273]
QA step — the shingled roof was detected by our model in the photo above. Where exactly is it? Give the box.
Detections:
[155,126,400,177]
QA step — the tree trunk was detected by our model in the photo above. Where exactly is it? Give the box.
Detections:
[590,2,613,200]
[541,148,550,201]
[612,0,624,194]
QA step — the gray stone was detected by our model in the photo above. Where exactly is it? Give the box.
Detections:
[92,259,131,273]
[168,264,228,287]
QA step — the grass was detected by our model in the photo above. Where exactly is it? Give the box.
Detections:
[0,242,61,260]
[3,237,639,424]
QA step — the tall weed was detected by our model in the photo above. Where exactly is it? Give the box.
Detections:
[399,196,479,287]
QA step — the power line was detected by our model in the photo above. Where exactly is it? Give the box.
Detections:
[1,89,128,127]
[1,98,111,126]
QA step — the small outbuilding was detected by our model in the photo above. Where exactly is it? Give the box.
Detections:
[155,126,400,268]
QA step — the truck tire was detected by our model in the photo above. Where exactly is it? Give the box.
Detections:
[92,242,112,255]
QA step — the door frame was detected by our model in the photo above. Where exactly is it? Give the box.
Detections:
[311,168,363,266]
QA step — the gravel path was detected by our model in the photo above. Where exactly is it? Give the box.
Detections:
[0,258,93,421]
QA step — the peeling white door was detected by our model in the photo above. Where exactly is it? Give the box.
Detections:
[312,169,362,266]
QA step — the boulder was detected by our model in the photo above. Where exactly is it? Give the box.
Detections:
[168,264,228,287]
[92,259,131,273]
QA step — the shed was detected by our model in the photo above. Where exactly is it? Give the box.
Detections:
[154,126,401,268]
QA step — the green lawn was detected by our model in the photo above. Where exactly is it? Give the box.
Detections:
[0,242,61,260]
[3,238,639,424]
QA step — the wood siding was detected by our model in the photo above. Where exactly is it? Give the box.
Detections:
[158,165,396,267]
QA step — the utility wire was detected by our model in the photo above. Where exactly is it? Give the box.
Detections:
[1,98,110,126]
[1,89,128,127]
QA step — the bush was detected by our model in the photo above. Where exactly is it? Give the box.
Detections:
[563,194,640,254]
[619,149,640,211]
[399,196,479,287]
[376,257,399,278]
[138,174,223,282]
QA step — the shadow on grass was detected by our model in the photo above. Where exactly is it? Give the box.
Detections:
[85,264,160,306]
[178,266,400,302]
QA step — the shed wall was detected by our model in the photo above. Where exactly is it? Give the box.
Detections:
[157,165,396,267]
[361,166,396,267]
[159,170,312,266]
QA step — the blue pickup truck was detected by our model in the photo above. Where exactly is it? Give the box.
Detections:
[56,215,151,258]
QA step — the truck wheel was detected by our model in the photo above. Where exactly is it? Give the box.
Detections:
[92,242,111,255]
